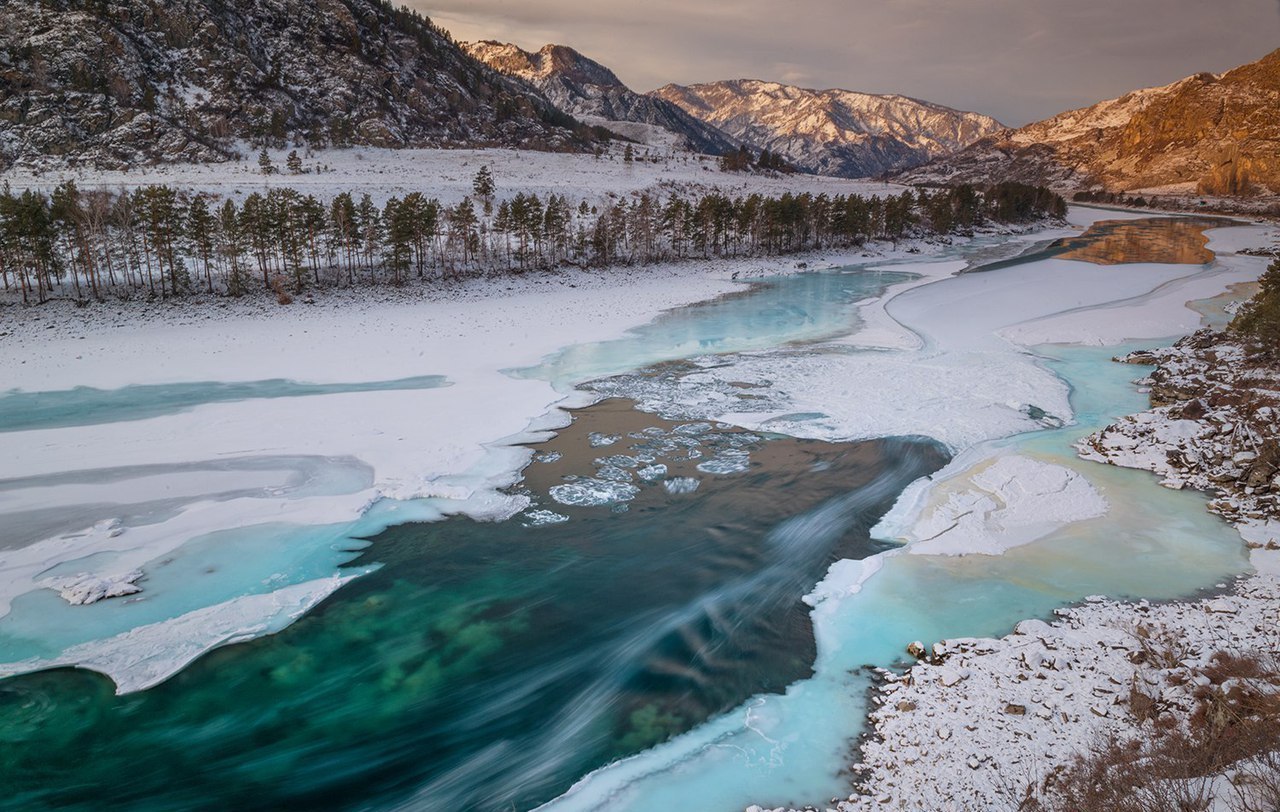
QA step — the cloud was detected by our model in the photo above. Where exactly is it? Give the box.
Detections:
[417,0,1280,124]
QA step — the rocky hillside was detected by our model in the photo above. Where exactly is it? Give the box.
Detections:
[0,0,587,169]
[462,41,736,155]
[651,80,1002,178]
[901,48,1280,195]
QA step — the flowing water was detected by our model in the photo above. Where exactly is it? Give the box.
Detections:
[0,403,945,811]
[0,216,1263,812]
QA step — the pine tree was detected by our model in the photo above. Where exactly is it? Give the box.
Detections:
[187,194,217,293]
[472,165,495,204]
[623,144,634,164]
[258,148,276,176]
[286,150,303,175]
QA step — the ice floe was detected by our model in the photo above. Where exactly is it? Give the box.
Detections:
[892,455,1109,556]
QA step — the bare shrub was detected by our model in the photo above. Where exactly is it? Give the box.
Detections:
[1025,649,1280,812]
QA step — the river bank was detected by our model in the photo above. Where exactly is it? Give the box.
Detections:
[796,330,1280,812]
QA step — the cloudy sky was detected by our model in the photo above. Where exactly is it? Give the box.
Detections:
[417,0,1279,125]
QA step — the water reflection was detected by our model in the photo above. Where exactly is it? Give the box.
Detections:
[1053,217,1227,265]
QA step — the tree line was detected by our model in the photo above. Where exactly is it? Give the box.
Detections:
[0,179,1065,304]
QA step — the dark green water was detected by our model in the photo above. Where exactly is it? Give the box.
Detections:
[0,402,946,812]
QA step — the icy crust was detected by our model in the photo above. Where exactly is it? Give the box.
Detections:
[1000,251,1264,348]
[588,246,1250,452]
[538,425,760,510]
[550,479,641,507]
[0,574,363,695]
[827,560,1280,812]
[41,569,144,606]
[891,455,1109,556]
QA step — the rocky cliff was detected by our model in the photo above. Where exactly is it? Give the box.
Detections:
[902,48,1280,195]
[462,40,736,155]
[0,0,587,169]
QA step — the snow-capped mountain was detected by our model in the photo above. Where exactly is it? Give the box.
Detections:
[0,0,588,170]
[901,48,1280,194]
[651,80,1003,178]
[462,41,737,155]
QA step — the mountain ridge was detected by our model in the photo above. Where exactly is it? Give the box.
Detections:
[462,40,737,155]
[651,78,1004,178]
[900,48,1280,194]
[0,0,590,170]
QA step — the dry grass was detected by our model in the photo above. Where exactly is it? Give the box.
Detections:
[1013,648,1280,812]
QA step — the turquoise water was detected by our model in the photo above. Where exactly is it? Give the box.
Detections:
[520,268,916,387]
[0,376,449,432]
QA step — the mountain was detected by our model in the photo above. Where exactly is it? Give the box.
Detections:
[462,41,736,155]
[650,80,1003,178]
[901,48,1280,195]
[0,0,588,170]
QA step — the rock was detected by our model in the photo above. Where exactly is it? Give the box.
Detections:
[1180,398,1209,419]
[896,701,917,712]
[1004,703,1027,715]
[907,641,927,659]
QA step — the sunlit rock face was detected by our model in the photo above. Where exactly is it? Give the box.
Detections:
[901,48,1280,195]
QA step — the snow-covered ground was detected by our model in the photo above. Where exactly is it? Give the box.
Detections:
[0,143,900,206]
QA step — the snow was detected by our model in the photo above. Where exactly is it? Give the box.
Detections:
[890,455,1109,556]
[42,569,144,606]
[835,566,1280,812]
[0,144,900,208]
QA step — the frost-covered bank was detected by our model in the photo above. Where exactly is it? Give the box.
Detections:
[809,328,1280,812]
[1080,329,1280,533]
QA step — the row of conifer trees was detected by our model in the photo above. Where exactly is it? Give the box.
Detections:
[0,180,1064,303]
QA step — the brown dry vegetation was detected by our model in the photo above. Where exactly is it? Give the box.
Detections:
[1013,648,1280,812]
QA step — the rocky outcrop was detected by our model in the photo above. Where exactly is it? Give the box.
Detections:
[901,48,1280,195]
[461,41,737,155]
[1079,329,1280,528]
[0,0,586,169]
[651,79,1003,178]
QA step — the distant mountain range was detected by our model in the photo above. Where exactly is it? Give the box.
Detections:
[0,0,588,169]
[902,48,1280,195]
[465,40,1004,178]
[461,41,737,156]
[653,80,1003,178]
[4,3,1273,195]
